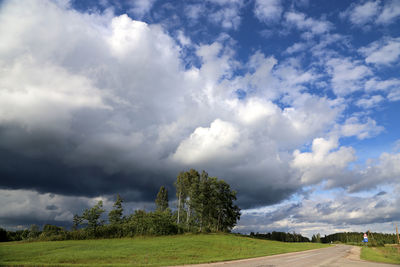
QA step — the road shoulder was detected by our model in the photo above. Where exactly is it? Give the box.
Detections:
[346,245,361,261]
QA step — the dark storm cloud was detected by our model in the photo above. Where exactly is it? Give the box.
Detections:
[45,205,58,211]
[0,147,175,203]
[0,215,71,230]
[0,143,295,209]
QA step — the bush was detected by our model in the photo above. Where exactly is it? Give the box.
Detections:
[0,228,8,242]
[38,224,68,241]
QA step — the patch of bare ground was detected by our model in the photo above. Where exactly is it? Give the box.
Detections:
[345,246,361,261]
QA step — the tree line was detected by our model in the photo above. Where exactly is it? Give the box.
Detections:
[321,232,398,246]
[0,169,241,242]
[250,231,310,242]
[248,231,400,245]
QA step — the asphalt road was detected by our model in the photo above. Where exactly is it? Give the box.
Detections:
[174,245,399,267]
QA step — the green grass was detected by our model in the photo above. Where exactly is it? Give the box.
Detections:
[361,245,400,265]
[0,234,328,266]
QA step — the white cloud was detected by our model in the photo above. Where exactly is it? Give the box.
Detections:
[342,1,380,26]
[0,58,107,132]
[254,0,283,23]
[355,95,384,109]
[359,37,400,66]
[285,42,308,54]
[128,0,156,18]
[341,117,384,140]
[342,0,400,26]
[236,98,278,125]
[376,0,400,24]
[291,137,356,185]
[365,78,400,92]
[364,78,400,101]
[176,30,191,46]
[184,1,243,30]
[209,5,242,30]
[349,152,400,192]
[184,4,205,20]
[172,119,241,165]
[208,0,244,30]
[387,88,400,101]
[285,11,332,37]
[326,58,372,96]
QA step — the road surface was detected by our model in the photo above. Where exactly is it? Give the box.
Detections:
[173,245,399,266]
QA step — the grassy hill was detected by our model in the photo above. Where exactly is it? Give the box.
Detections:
[0,233,328,266]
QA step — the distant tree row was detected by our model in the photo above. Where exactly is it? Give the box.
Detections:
[248,231,399,245]
[321,232,398,246]
[0,169,241,241]
[250,231,310,242]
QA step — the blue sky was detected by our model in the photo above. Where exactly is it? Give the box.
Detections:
[0,0,399,236]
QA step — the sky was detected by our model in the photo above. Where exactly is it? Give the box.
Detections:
[0,0,399,237]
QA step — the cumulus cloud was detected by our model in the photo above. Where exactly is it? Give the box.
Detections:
[172,119,241,165]
[285,42,308,54]
[376,0,400,24]
[340,117,384,139]
[184,4,205,20]
[326,57,372,96]
[284,11,332,37]
[355,95,384,109]
[348,152,400,192]
[364,78,400,101]
[291,137,356,185]
[341,1,380,26]
[365,78,400,92]
[359,37,400,66]
[254,0,283,23]
[342,0,400,27]
[184,0,244,30]
[209,6,242,30]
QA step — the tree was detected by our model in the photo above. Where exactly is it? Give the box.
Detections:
[196,171,212,231]
[155,186,169,212]
[174,169,241,232]
[0,227,7,242]
[72,214,83,230]
[27,224,40,239]
[82,200,105,232]
[185,169,200,226]
[175,172,187,224]
[211,179,241,232]
[312,233,321,243]
[108,194,124,225]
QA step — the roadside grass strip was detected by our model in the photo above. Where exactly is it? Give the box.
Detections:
[0,234,328,266]
[361,245,400,265]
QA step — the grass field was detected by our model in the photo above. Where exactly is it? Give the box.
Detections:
[0,234,328,266]
[361,245,400,265]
